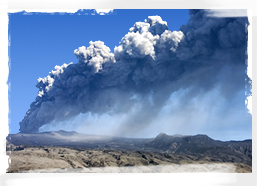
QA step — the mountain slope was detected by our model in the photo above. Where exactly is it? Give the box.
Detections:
[145,133,252,166]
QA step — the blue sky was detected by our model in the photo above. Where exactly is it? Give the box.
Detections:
[8,9,190,134]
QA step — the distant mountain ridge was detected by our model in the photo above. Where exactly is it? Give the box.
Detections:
[148,133,226,152]
[145,133,252,166]
[6,131,252,166]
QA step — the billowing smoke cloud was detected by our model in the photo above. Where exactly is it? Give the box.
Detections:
[19,10,251,139]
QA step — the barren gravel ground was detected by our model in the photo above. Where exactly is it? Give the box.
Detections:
[6,145,251,173]
[17,163,236,173]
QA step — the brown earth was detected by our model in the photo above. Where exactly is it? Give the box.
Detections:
[6,144,251,173]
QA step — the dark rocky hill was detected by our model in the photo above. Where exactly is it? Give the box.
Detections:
[145,133,252,166]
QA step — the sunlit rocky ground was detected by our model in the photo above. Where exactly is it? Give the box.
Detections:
[6,145,251,173]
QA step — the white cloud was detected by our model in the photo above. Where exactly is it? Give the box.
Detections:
[95,9,113,15]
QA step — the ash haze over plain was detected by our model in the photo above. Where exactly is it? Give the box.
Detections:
[16,9,251,140]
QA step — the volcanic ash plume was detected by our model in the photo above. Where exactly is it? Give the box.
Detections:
[19,10,251,138]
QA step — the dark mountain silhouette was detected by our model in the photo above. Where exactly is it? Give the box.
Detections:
[145,133,252,166]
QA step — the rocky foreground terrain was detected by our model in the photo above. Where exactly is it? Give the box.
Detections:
[6,131,252,173]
